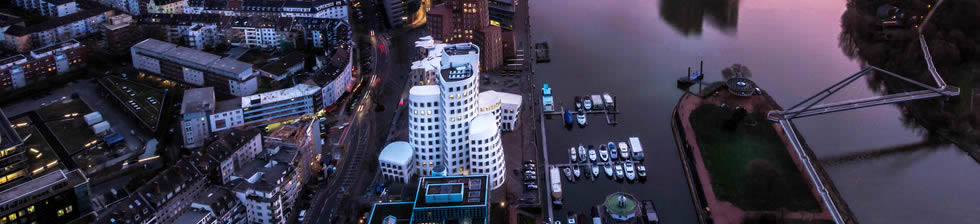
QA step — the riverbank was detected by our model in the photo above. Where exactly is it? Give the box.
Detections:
[672,84,856,224]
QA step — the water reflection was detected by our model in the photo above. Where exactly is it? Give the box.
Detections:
[659,0,740,36]
[838,0,980,147]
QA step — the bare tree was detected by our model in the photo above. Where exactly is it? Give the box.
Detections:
[721,64,753,80]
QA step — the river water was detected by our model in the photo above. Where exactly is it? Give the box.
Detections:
[529,0,980,223]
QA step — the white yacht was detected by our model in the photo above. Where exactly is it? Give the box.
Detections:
[614,164,624,180]
[569,147,577,162]
[618,142,630,160]
[599,145,609,162]
[588,148,597,162]
[624,162,636,181]
[603,164,614,177]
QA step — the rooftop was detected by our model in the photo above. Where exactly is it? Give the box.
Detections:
[468,114,498,136]
[241,83,320,108]
[172,209,210,224]
[204,128,261,162]
[0,109,23,151]
[413,175,489,208]
[367,202,415,224]
[4,6,112,37]
[479,91,522,106]
[215,98,243,113]
[258,52,305,77]
[182,87,216,114]
[379,141,413,166]
[0,169,86,207]
[34,98,100,155]
[134,160,204,209]
[98,193,155,224]
[192,186,239,216]
[231,144,299,193]
[409,85,440,96]
[132,39,254,79]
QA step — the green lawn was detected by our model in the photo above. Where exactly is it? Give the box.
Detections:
[689,104,820,212]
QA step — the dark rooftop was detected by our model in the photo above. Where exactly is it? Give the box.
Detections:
[0,109,23,151]
[192,186,240,218]
[413,175,489,208]
[367,202,414,224]
[134,160,204,209]
[204,128,261,163]
[259,52,305,77]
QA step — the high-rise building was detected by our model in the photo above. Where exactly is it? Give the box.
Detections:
[426,0,503,71]
[400,41,519,189]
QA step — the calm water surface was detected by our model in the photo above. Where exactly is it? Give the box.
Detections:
[529,0,980,223]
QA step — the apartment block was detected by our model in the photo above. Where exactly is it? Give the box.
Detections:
[131,38,258,96]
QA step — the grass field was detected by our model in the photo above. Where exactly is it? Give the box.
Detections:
[689,104,820,212]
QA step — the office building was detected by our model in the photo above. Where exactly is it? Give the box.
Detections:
[0,39,87,92]
[488,0,514,30]
[181,87,216,148]
[426,0,502,71]
[379,141,415,184]
[131,38,258,96]
[367,175,490,224]
[241,83,320,126]
[404,41,519,189]
[382,0,419,28]
[478,90,521,131]
[0,169,94,224]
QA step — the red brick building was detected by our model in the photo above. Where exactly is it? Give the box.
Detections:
[426,0,502,71]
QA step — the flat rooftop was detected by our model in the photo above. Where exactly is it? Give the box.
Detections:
[96,76,166,131]
[182,87,216,114]
[241,83,320,108]
[0,169,86,207]
[132,39,253,79]
[413,175,489,208]
[0,109,23,150]
[367,202,414,224]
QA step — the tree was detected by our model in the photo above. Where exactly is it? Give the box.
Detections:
[721,64,752,80]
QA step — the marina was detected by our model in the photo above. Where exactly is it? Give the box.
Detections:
[549,137,647,184]
[541,84,621,126]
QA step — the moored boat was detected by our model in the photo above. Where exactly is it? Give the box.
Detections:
[614,164,624,179]
[610,146,618,160]
[624,162,636,181]
[602,93,614,108]
[563,109,574,126]
[588,147,597,162]
[574,96,582,110]
[563,167,574,181]
[637,164,647,179]
[576,110,587,126]
[618,142,630,160]
[573,165,581,178]
[603,164,614,177]
[578,145,587,162]
[591,164,599,177]
[583,96,593,110]
[569,147,577,162]
[629,137,645,161]
[550,166,563,206]
[542,84,555,112]
[598,145,609,162]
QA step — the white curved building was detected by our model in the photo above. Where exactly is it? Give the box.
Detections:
[468,114,504,189]
[379,141,415,183]
[408,85,443,176]
[401,39,518,190]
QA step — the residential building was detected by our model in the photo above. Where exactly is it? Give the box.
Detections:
[210,98,244,132]
[181,87,216,148]
[131,38,258,96]
[241,83,320,126]
[2,5,112,53]
[187,186,247,224]
[266,118,322,181]
[0,39,87,92]
[229,134,318,224]
[101,14,142,53]
[147,0,188,14]
[136,14,224,50]
[11,0,78,17]
[227,16,291,49]
[194,128,263,185]
[367,175,490,224]
[405,41,518,189]
[426,0,502,71]
[312,45,353,108]
[96,160,206,224]
[95,0,143,16]
[258,52,305,81]
[184,0,349,20]
[133,160,207,224]
[379,141,415,184]
[409,36,440,86]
